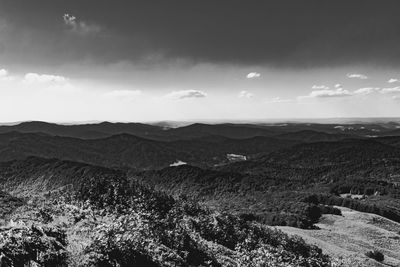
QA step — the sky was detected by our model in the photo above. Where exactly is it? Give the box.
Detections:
[0,0,400,122]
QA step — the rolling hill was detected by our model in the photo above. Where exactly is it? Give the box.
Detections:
[132,137,400,230]
[0,131,298,170]
[259,138,400,167]
[0,121,163,139]
[0,157,332,266]
[1,122,400,266]
[2,121,397,141]
[275,130,355,143]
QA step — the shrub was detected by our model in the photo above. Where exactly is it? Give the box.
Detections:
[0,225,68,266]
[365,250,384,262]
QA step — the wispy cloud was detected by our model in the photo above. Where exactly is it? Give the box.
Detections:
[246,72,261,79]
[301,88,351,98]
[388,78,399,83]
[266,97,293,103]
[63,14,101,35]
[165,89,207,99]
[380,86,400,94]
[0,69,8,77]
[238,90,254,98]
[346,73,368,79]
[23,73,67,84]
[301,83,400,99]
[0,68,14,81]
[303,83,351,98]
[312,85,329,90]
[353,87,380,95]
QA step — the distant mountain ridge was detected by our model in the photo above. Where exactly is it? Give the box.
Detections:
[1,121,400,266]
[0,121,162,139]
[0,131,297,170]
[262,138,400,167]
[0,121,399,170]
[275,130,356,142]
[0,120,399,140]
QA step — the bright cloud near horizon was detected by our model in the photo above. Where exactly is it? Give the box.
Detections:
[238,91,254,98]
[246,72,261,79]
[0,1,400,122]
[346,73,368,79]
[312,85,329,90]
[23,73,67,84]
[165,89,207,100]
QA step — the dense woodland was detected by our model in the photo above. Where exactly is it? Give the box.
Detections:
[1,121,400,266]
[0,158,332,266]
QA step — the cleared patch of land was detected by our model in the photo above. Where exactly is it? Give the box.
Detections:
[278,206,400,266]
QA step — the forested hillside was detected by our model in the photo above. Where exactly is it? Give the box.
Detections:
[0,132,297,169]
[1,121,400,266]
[134,137,400,229]
[0,157,332,266]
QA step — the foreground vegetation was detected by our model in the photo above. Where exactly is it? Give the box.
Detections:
[2,124,400,266]
[0,158,333,266]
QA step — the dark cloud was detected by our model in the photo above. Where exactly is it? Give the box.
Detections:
[63,14,101,35]
[0,0,400,67]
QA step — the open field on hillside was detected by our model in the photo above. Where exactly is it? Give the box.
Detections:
[279,207,400,267]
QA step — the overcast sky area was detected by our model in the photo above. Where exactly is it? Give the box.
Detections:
[0,0,400,122]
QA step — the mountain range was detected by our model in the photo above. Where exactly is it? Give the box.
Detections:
[1,120,400,266]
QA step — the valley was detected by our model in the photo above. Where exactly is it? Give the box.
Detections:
[1,121,400,266]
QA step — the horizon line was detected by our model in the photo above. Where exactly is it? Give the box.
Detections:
[1,116,400,126]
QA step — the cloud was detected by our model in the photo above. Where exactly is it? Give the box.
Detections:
[0,69,8,77]
[312,85,329,90]
[302,83,352,98]
[266,97,293,103]
[165,89,207,99]
[23,73,68,84]
[388,78,399,83]
[0,68,13,81]
[238,90,254,98]
[392,95,400,100]
[346,73,368,79]
[380,86,400,94]
[104,90,142,98]
[353,87,380,95]
[246,72,261,79]
[63,14,101,35]
[302,88,351,98]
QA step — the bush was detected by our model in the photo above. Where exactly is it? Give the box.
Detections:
[365,250,384,262]
[0,225,68,266]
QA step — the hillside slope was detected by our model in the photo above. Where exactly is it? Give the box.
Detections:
[263,139,400,167]
[275,130,355,143]
[0,121,163,139]
[0,157,332,266]
[279,207,400,267]
[135,137,400,228]
[133,164,343,229]
[0,132,297,170]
